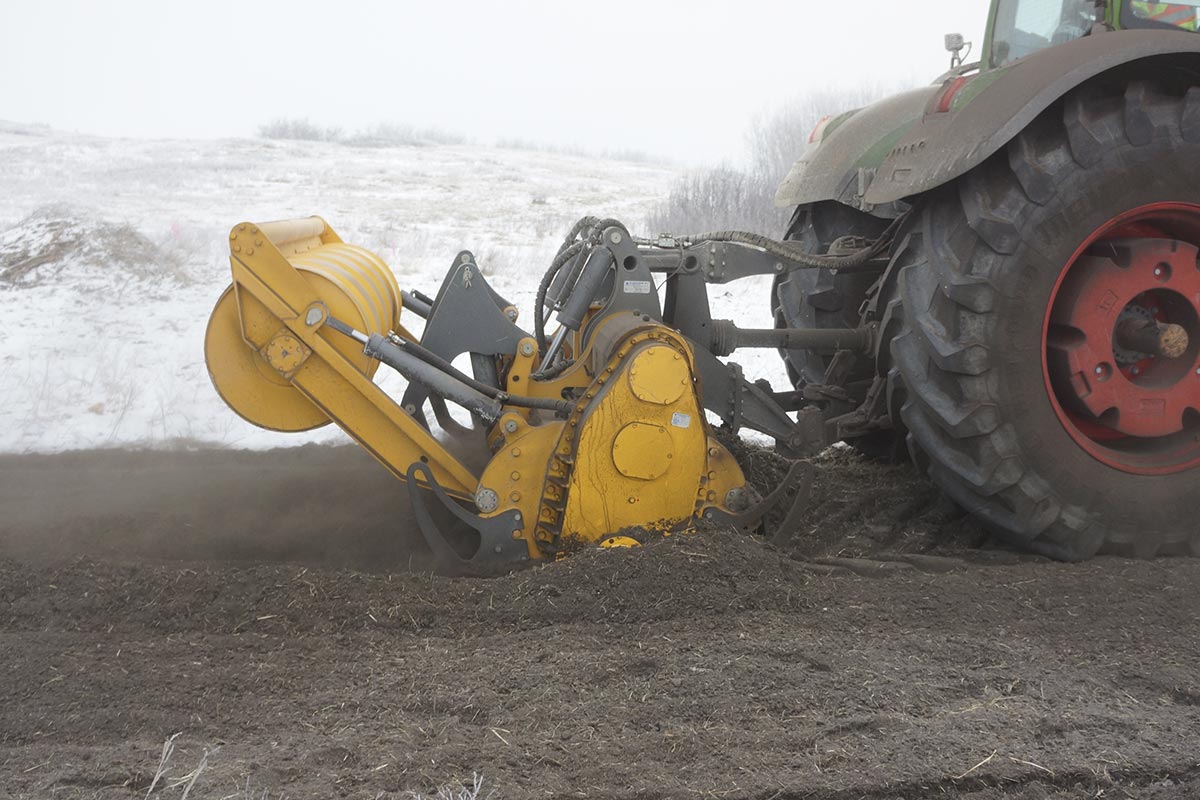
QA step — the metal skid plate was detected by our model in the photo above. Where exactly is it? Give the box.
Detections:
[406,462,530,576]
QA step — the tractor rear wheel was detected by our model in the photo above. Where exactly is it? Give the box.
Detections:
[893,80,1200,560]
[773,202,906,458]
[772,202,888,386]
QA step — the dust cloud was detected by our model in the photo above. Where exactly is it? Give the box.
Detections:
[0,444,436,571]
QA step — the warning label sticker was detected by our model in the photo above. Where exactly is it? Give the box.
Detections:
[670,412,691,429]
[623,280,652,295]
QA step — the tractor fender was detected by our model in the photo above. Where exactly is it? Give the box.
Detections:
[775,29,1200,213]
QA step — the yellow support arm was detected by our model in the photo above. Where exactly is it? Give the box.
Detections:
[205,218,478,500]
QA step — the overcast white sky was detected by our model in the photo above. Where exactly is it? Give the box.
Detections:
[1,0,993,164]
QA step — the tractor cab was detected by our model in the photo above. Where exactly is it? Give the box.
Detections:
[987,0,1096,66]
[980,0,1199,69]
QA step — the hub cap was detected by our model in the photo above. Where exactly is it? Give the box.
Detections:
[1044,204,1200,475]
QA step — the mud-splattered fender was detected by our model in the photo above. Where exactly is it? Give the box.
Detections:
[776,29,1200,214]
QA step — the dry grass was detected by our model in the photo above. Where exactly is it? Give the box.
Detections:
[258,117,469,148]
[346,122,470,148]
[256,118,343,142]
[405,773,492,800]
[135,732,489,799]
[493,136,660,164]
[0,204,188,286]
[143,733,209,799]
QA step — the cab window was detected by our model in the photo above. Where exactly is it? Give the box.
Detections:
[1123,2,1200,31]
[991,0,1096,66]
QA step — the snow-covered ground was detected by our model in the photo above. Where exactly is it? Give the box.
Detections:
[0,121,785,452]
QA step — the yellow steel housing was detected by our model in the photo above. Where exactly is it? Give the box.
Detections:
[475,314,748,557]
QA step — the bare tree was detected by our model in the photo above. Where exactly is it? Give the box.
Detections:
[646,86,899,236]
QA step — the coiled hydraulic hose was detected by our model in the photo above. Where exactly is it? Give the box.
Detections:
[534,240,585,353]
[533,216,629,353]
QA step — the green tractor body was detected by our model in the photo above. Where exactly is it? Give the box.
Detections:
[777,1,1200,216]
[771,0,1200,560]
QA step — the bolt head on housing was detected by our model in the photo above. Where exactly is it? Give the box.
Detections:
[725,487,751,512]
[475,488,499,513]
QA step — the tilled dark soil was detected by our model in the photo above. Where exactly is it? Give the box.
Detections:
[1,445,1198,799]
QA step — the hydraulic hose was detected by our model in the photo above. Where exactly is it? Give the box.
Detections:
[647,212,909,271]
[535,217,632,352]
[534,240,585,352]
[384,334,571,414]
[324,317,572,416]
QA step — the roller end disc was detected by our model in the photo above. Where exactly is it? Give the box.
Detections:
[204,286,330,433]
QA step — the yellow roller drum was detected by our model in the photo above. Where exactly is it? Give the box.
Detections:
[205,223,402,432]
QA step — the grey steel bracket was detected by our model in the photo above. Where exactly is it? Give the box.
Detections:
[406,462,531,577]
[662,272,714,350]
[640,241,783,284]
[578,227,663,349]
[640,240,887,285]
[691,348,827,456]
[662,272,828,455]
[401,251,529,428]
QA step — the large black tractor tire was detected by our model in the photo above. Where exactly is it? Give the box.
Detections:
[772,202,889,386]
[892,79,1200,560]
[773,202,907,459]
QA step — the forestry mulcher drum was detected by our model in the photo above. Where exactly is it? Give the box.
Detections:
[205,0,1200,571]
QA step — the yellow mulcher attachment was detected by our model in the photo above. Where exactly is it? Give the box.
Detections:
[205,216,811,573]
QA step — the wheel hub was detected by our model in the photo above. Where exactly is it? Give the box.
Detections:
[1044,205,1200,475]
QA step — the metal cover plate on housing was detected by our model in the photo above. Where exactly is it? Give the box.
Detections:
[612,421,673,480]
[259,333,310,376]
[627,346,689,405]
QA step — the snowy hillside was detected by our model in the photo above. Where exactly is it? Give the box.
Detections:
[0,122,785,452]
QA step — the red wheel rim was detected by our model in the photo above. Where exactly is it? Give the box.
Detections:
[1043,203,1200,476]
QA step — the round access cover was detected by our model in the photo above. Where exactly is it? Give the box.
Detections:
[611,421,673,480]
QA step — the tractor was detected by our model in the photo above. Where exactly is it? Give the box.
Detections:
[205,0,1200,572]
[772,0,1200,559]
